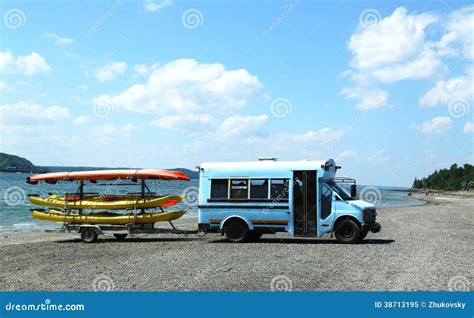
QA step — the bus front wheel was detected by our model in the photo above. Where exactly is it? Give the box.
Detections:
[334,219,361,244]
[224,219,249,243]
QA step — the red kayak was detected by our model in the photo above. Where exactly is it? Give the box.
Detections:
[27,169,190,183]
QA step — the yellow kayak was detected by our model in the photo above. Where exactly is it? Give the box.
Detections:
[32,209,187,225]
[28,194,184,210]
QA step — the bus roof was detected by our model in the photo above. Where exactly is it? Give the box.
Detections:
[200,160,336,178]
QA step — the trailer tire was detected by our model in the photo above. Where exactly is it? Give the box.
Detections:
[81,228,98,243]
[334,219,361,244]
[224,219,249,243]
[113,234,128,240]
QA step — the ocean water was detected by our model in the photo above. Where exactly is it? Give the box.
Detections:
[0,172,424,234]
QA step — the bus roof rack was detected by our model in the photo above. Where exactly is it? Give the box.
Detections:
[258,157,278,161]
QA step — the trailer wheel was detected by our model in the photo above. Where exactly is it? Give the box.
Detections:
[334,219,361,244]
[81,228,98,243]
[113,234,128,240]
[224,219,249,243]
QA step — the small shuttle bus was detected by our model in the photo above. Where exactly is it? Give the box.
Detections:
[197,159,381,243]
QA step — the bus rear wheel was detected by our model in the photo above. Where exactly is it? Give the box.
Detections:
[334,219,361,244]
[225,219,249,243]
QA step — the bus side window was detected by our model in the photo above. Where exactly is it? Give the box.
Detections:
[211,179,228,198]
[270,179,289,199]
[230,179,248,199]
[250,179,268,199]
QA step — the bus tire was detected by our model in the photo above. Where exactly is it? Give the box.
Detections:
[224,219,249,243]
[81,228,98,243]
[334,219,361,244]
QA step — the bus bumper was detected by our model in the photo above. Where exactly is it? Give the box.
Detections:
[362,222,381,233]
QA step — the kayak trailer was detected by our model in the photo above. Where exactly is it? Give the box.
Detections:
[28,169,201,243]
[46,221,201,243]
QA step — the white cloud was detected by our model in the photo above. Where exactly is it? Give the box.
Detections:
[150,114,214,130]
[341,7,454,110]
[464,121,474,133]
[420,67,473,106]
[340,86,389,110]
[293,127,350,145]
[94,62,127,82]
[41,33,74,46]
[419,116,453,134]
[92,123,139,140]
[0,50,51,76]
[217,115,269,141]
[436,8,474,60]
[92,59,264,114]
[348,7,439,80]
[0,101,70,123]
[134,63,159,77]
[0,81,12,92]
[145,0,174,12]
[73,116,90,125]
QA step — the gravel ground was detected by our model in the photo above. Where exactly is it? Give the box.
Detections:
[0,194,472,291]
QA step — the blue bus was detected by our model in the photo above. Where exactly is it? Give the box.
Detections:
[197,159,381,243]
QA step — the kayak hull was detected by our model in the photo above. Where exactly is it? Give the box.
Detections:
[32,209,187,225]
[28,194,183,210]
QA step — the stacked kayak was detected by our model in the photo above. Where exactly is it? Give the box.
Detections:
[27,169,190,226]
[32,209,187,225]
[28,194,184,210]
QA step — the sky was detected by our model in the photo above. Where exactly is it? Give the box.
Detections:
[0,0,473,187]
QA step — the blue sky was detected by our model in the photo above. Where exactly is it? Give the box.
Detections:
[0,0,473,186]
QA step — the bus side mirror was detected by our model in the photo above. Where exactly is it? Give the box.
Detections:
[350,185,357,198]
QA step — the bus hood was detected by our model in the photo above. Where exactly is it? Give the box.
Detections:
[347,200,376,211]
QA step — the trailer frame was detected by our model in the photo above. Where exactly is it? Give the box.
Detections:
[47,221,200,243]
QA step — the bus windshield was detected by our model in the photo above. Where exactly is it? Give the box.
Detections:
[328,182,355,201]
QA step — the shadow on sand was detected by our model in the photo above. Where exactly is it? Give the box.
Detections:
[209,238,395,245]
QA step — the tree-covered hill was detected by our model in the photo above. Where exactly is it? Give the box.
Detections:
[0,153,40,172]
[412,163,474,191]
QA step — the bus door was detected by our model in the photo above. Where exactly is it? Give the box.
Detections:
[292,170,317,236]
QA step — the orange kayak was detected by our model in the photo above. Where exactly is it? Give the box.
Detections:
[27,169,190,183]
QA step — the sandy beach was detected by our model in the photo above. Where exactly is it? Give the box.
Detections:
[1,193,472,291]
